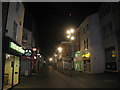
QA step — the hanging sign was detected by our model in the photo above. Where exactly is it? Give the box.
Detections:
[24,49,32,57]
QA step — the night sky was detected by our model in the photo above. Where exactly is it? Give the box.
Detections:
[24,2,102,59]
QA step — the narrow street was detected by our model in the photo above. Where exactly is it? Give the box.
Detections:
[13,66,120,89]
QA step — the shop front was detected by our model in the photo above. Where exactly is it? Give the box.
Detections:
[21,49,33,76]
[82,52,91,72]
[3,36,25,89]
[74,51,82,72]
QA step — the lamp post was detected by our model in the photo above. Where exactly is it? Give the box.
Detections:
[66,28,75,72]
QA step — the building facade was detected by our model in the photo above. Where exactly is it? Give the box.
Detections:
[3,2,25,89]
[98,3,120,72]
[57,42,74,73]
[75,13,104,73]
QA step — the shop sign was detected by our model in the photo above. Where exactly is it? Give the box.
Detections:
[75,51,81,57]
[9,42,25,54]
[76,51,81,54]
[25,49,32,57]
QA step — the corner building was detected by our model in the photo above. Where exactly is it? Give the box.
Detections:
[75,13,104,73]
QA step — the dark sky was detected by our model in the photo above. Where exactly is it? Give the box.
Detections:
[24,2,102,59]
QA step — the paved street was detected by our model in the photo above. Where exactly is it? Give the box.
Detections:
[13,66,120,89]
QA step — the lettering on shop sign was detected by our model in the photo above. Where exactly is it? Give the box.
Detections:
[9,42,25,54]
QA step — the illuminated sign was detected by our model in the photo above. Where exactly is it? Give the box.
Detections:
[25,49,32,57]
[9,42,25,54]
[76,51,81,53]
[82,53,90,58]
[75,51,81,57]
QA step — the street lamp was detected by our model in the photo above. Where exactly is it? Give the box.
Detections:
[67,30,71,34]
[49,58,53,62]
[32,48,37,51]
[55,54,57,57]
[57,47,62,53]
[70,28,74,33]
[70,36,75,40]
[66,28,75,72]
[66,28,75,41]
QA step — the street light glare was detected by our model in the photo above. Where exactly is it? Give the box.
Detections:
[71,36,75,40]
[67,35,70,38]
[57,47,62,52]
[49,58,52,62]
[70,28,74,33]
[55,54,57,57]
[67,30,70,34]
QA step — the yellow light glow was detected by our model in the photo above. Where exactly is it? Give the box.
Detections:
[85,54,90,57]
[82,53,90,58]
[112,54,116,57]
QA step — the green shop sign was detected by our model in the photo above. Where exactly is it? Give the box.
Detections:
[76,51,81,53]
[9,42,25,54]
[75,51,81,57]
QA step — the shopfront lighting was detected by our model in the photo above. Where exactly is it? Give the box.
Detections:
[6,54,11,59]
[9,42,25,54]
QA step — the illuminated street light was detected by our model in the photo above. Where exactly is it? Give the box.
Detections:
[55,54,57,57]
[67,35,70,38]
[49,58,53,62]
[37,53,40,56]
[71,36,75,40]
[57,47,62,53]
[67,30,71,34]
[32,48,37,51]
[34,56,37,59]
[70,28,74,33]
